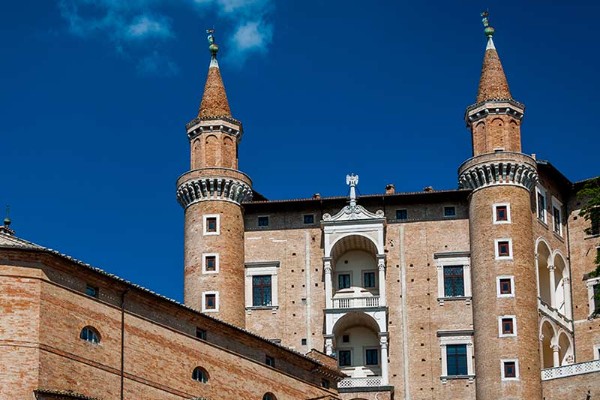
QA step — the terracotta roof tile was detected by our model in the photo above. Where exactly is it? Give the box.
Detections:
[476,39,512,102]
[197,59,231,118]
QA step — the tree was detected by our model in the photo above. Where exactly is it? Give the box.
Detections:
[577,177,600,277]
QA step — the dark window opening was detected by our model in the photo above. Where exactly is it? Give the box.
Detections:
[446,344,467,376]
[321,379,330,389]
[443,266,464,297]
[496,205,508,222]
[258,216,269,227]
[85,284,98,298]
[502,318,514,335]
[342,334,350,343]
[192,367,209,383]
[498,241,510,257]
[499,278,512,295]
[338,350,351,367]
[365,349,379,365]
[537,193,546,221]
[206,217,217,233]
[205,294,216,310]
[80,326,100,344]
[553,206,562,234]
[503,361,516,378]
[301,338,307,345]
[396,209,408,220]
[252,275,272,306]
[444,206,456,217]
[338,274,351,290]
[303,214,314,224]
[196,328,207,340]
[363,272,376,288]
[265,355,275,367]
[205,255,216,272]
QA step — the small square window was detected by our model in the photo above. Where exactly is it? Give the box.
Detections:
[342,334,350,343]
[365,348,379,365]
[338,274,351,290]
[303,214,314,224]
[502,318,514,335]
[205,256,216,271]
[321,379,330,389]
[205,294,216,310]
[444,206,456,217]
[553,206,562,235]
[85,284,99,298]
[206,217,217,232]
[265,355,275,367]
[497,240,511,258]
[496,205,508,221]
[363,272,376,288]
[338,350,351,367]
[196,328,207,340]
[396,209,408,220]
[499,278,512,295]
[503,361,517,378]
[258,216,269,227]
[301,338,307,345]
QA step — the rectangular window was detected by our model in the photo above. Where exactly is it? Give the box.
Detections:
[252,275,272,307]
[85,284,99,298]
[444,206,456,217]
[496,205,508,222]
[258,216,269,227]
[443,266,465,297]
[553,206,562,235]
[265,355,275,367]
[363,271,376,288]
[501,318,514,335]
[338,274,351,290]
[365,349,379,365]
[503,360,518,379]
[205,255,216,272]
[203,214,220,235]
[195,328,207,340]
[342,334,350,343]
[301,338,307,346]
[303,214,314,224]
[537,190,547,222]
[396,209,408,220]
[496,240,512,258]
[594,284,600,314]
[205,293,216,310]
[499,277,513,296]
[446,344,468,376]
[338,350,351,367]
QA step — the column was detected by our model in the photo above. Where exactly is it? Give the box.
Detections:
[380,333,389,385]
[548,264,556,309]
[563,277,572,319]
[552,344,560,367]
[377,255,386,306]
[324,257,333,309]
[324,335,334,356]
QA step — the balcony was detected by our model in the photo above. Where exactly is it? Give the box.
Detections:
[332,296,380,309]
[338,376,383,388]
[538,298,573,331]
[541,360,600,381]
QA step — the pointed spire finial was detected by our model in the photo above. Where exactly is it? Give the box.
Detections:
[346,174,359,207]
[207,28,219,58]
[1,205,14,236]
[481,10,495,39]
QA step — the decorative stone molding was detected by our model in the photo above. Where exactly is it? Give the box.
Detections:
[177,177,252,208]
[458,152,538,192]
[323,205,384,222]
[465,99,525,124]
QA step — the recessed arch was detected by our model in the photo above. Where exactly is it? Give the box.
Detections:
[536,239,552,305]
[540,319,556,368]
[192,366,209,383]
[329,233,379,260]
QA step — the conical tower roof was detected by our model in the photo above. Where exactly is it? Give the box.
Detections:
[476,14,512,102]
[197,32,232,118]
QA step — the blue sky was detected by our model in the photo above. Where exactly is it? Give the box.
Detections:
[2,1,599,301]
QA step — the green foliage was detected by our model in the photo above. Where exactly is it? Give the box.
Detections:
[578,177,600,286]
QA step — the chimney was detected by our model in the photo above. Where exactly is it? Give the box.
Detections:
[385,184,395,195]
[312,193,321,199]
[423,186,434,192]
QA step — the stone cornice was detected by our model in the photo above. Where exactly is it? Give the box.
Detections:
[465,99,525,125]
[177,176,252,208]
[458,152,538,192]
[186,116,243,142]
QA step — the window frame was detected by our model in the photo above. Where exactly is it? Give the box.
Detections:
[586,277,600,317]
[496,275,515,298]
[257,215,270,228]
[203,214,220,235]
[80,326,101,345]
[551,197,563,236]
[252,275,273,307]
[337,273,351,290]
[365,347,379,366]
[192,366,209,383]
[202,253,219,274]
[265,355,275,367]
[337,349,352,367]
[395,209,408,221]
[362,270,377,289]
[493,203,511,224]
[196,327,207,340]
[435,254,471,303]
[85,284,99,298]
[501,359,519,380]
[202,291,219,312]
[245,262,280,309]
[536,186,547,224]
[443,265,465,298]
[303,214,315,224]
[438,331,474,380]
[443,206,457,218]
[495,238,513,260]
[498,315,517,337]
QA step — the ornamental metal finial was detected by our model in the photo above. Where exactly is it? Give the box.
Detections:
[346,174,359,207]
[207,28,219,57]
[481,10,495,38]
[3,205,10,227]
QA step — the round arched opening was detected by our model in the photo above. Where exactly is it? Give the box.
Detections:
[192,367,209,383]
[537,241,552,305]
[540,320,555,368]
[79,326,101,344]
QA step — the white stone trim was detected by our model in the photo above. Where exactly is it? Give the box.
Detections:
[498,315,517,337]
[496,275,515,298]
[203,214,220,236]
[245,262,279,308]
[551,197,563,236]
[435,256,471,302]
[536,185,548,224]
[494,238,513,260]
[586,277,600,317]
[439,334,475,379]
[501,359,520,380]
[492,203,511,224]
[202,253,219,274]
[201,291,219,312]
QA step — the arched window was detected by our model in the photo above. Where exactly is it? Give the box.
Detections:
[263,393,276,400]
[192,367,209,383]
[79,326,100,344]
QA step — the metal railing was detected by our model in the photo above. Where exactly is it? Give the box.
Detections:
[541,360,600,381]
[332,296,380,309]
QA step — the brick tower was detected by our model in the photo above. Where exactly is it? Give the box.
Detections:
[177,31,252,328]
[458,14,542,399]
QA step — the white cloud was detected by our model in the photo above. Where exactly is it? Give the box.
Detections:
[126,15,173,40]
[229,20,272,60]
